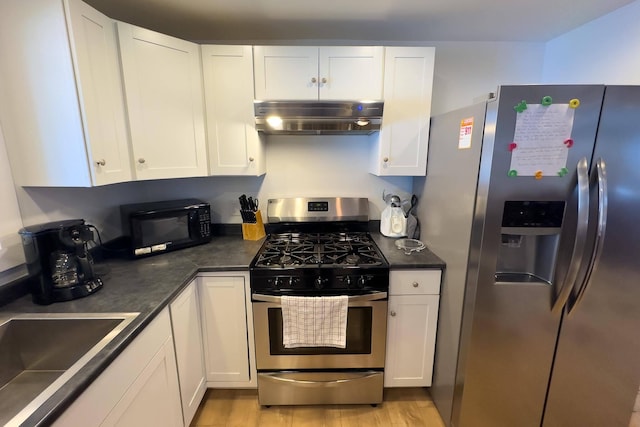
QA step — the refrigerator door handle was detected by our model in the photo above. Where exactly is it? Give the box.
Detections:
[552,157,590,314]
[568,158,608,314]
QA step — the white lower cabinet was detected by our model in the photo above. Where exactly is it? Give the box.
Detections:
[198,272,257,388]
[385,269,442,387]
[53,308,183,427]
[169,279,207,426]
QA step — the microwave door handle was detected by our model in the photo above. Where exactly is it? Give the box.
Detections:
[552,157,590,314]
[568,158,608,315]
[252,292,388,303]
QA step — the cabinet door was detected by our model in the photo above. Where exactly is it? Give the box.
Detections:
[202,45,265,176]
[169,281,206,426]
[199,276,250,383]
[385,294,440,387]
[101,336,183,427]
[118,22,207,180]
[371,47,435,176]
[66,0,132,185]
[253,46,318,100]
[53,309,182,427]
[318,46,384,100]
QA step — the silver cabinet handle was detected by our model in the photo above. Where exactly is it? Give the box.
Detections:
[311,77,317,83]
[321,77,327,84]
[383,157,389,163]
[249,157,254,162]
[390,311,396,317]
[553,157,589,314]
[412,282,419,288]
[569,158,608,314]
[138,158,146,164]
[96,159,106,166]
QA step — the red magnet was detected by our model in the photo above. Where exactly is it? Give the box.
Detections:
[564,138,574,148]
[508,142,517,151]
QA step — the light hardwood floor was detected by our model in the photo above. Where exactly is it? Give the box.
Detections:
[190,388,446,427]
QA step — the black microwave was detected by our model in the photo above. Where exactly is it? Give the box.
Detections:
[120,199,211,258]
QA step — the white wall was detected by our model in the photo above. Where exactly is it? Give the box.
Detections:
[431,41,546,115]
[542,0,640,83]
[0,123,24,270]
[15,136,412,241]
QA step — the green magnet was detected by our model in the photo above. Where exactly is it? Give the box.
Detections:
[558,168,569,177]
[541,96,553,106]
[508,170,518,177]
[514,101,527,113]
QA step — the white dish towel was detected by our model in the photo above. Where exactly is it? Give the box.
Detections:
[281,295,349,348]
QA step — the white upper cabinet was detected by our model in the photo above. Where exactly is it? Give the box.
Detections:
[253,46,384,100]
[0,0,132,187]
[370,47,435,176]
[117,22,208,180]
[202,45,265,176]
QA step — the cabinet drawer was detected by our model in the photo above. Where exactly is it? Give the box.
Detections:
[389,269,441,295]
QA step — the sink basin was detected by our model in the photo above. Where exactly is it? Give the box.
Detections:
[0,312,139,427]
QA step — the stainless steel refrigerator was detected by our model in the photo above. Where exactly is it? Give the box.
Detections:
[414,85,640,427]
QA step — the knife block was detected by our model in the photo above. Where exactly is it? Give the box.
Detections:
[242,210,266,241]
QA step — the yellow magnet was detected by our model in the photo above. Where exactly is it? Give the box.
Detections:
[535,170,543,180]
[569,98,580,108]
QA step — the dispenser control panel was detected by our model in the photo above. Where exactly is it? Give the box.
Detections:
[501,201,565,228]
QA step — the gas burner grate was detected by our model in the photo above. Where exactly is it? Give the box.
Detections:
[253,232,384,268]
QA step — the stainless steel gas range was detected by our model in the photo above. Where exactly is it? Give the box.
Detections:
[250,197,389,406]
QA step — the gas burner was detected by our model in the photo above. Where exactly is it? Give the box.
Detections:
[279,254,293,265]
[345,254,360,264]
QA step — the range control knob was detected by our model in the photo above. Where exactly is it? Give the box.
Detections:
[344,276,352,287]
[357,276,367,288]
[273,277,281,288]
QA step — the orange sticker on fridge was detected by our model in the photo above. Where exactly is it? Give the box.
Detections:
[459,117,474,149]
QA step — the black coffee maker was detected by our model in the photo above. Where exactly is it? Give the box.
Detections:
[19,219,103,305]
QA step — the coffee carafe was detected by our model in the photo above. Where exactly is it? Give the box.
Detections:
[19,219,103,305]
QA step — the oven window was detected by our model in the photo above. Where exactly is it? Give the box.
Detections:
[140,215,189,246]
[267,307,373,355]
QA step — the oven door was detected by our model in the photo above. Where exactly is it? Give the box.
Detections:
[252,292,387,370]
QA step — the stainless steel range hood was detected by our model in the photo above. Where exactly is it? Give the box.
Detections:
[254,100,384,135]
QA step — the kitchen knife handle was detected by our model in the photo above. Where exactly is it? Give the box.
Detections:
[568,158,608,315]
[552,157,589,314]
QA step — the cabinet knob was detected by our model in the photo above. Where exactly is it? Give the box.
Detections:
[95,159,106,166]
[138,158,146,164]
[383,157,389,163]
[390,311,397,317]
[321,77,327,84]
[311,77,317,84]
[249,157,254,162]
[413,282,419,288]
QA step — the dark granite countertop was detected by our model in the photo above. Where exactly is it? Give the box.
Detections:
[372,233,446,269]
[0,231,444,426]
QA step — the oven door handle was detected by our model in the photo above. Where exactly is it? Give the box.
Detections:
[252,291,388,303]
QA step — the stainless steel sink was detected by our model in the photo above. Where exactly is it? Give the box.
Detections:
[0,312,139,427]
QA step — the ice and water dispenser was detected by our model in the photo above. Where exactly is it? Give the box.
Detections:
[495,201,565,285]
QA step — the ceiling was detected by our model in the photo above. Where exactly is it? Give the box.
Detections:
[84,0,634,43]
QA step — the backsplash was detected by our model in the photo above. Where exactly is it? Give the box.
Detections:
[15,136,412,241]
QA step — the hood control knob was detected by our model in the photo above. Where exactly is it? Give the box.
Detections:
[315,276,325,289]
